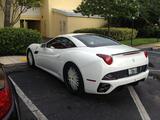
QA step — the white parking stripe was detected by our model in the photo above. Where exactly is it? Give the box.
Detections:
[9,76,48,120]
[128,86,151,120]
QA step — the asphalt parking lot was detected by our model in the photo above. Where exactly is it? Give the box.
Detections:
[3,52,160,120]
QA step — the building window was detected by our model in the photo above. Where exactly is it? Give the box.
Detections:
[60,20,66,34]
[63,21,66,33]
[60,21,63,33]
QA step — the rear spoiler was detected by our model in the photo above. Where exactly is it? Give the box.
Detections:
[111,50,143,56]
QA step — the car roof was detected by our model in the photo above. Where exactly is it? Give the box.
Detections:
[52,33,89,47]
[57,33,92,38]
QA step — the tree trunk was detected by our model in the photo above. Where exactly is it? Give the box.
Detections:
[4,0,12,27]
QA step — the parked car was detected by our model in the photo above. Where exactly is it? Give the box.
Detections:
[0,64,21,120]
[27,33,149,94]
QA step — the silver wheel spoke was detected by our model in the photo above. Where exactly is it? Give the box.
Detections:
[68,67,79,91]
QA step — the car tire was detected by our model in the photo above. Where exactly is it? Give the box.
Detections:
[27,50,35,67]
[64,64,84,95]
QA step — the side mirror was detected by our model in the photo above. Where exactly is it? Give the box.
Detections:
[41,43,46,48]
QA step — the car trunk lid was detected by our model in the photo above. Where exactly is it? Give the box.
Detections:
[90,45,148,68]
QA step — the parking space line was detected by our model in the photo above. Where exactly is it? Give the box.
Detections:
[128,86,151,120]
[9,76,48,120]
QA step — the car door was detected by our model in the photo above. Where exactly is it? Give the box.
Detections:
[36,37,76,77]
[35,39,57,72]
[47,37,76,76]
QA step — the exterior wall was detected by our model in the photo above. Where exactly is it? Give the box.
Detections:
[0,10,4,28]
[14,21,20,28]
[50,12,106,37]
[21,8,41,17]
[0,0,5,28]
[67,17,106,33]
[52,12,68,37]
[41,0,105,37]
[41,0,48,36]
[21,7,41,20]
[41,0,53,37]
[20,16,41,20]
[41,0,83,37]
[51,0,82,10]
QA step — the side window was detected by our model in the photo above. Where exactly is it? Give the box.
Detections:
[60,38,76,48]
[47,37,76,49]
[46,38,56,48]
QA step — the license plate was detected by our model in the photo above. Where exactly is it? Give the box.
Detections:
[128,68,138,75]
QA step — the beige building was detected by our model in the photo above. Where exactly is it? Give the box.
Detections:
[0,0,106,37]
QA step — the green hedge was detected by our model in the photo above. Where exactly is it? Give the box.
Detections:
[74,27,138,41]
[138,26,160,38]
[0,28,42,56]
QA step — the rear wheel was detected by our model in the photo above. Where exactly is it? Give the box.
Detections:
[64,64,84,95]
[27,50,35,67]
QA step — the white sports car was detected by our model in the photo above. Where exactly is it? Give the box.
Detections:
[27,33,149,94]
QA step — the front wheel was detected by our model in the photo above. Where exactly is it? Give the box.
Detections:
[27,50,35,67]
[64,64,84,95]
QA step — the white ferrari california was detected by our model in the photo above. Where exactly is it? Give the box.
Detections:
[27,33,149,94]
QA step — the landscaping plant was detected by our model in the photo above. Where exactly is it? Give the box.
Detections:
[0,28,42,56]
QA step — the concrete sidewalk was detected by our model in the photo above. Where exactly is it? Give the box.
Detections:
[136,42,160,49]
[0,56,27,65]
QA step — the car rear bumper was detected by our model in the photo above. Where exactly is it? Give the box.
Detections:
[85,70,149,94]
[100,70,149,94]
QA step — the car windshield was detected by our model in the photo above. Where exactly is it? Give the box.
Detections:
[74,34,120,47]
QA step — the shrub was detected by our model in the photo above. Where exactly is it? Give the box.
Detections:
[74,27,138,41]
[0,28,42,56]
[138,26,160,38]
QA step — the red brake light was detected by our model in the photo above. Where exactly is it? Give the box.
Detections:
[97,54,113,65]
[0,69,12,119]
[144,51,148,58]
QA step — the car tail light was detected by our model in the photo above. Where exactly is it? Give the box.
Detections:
[97,54,113,65]
[144,51,148,58]
[0,69,12,119]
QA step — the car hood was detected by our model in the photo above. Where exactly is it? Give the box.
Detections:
[77,45,139,55]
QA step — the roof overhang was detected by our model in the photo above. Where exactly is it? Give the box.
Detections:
[52,8,103,19]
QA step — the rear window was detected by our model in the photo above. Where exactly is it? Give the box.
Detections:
[74,34,120,47]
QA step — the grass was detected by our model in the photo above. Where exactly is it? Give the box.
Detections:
[121,38,159,46]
